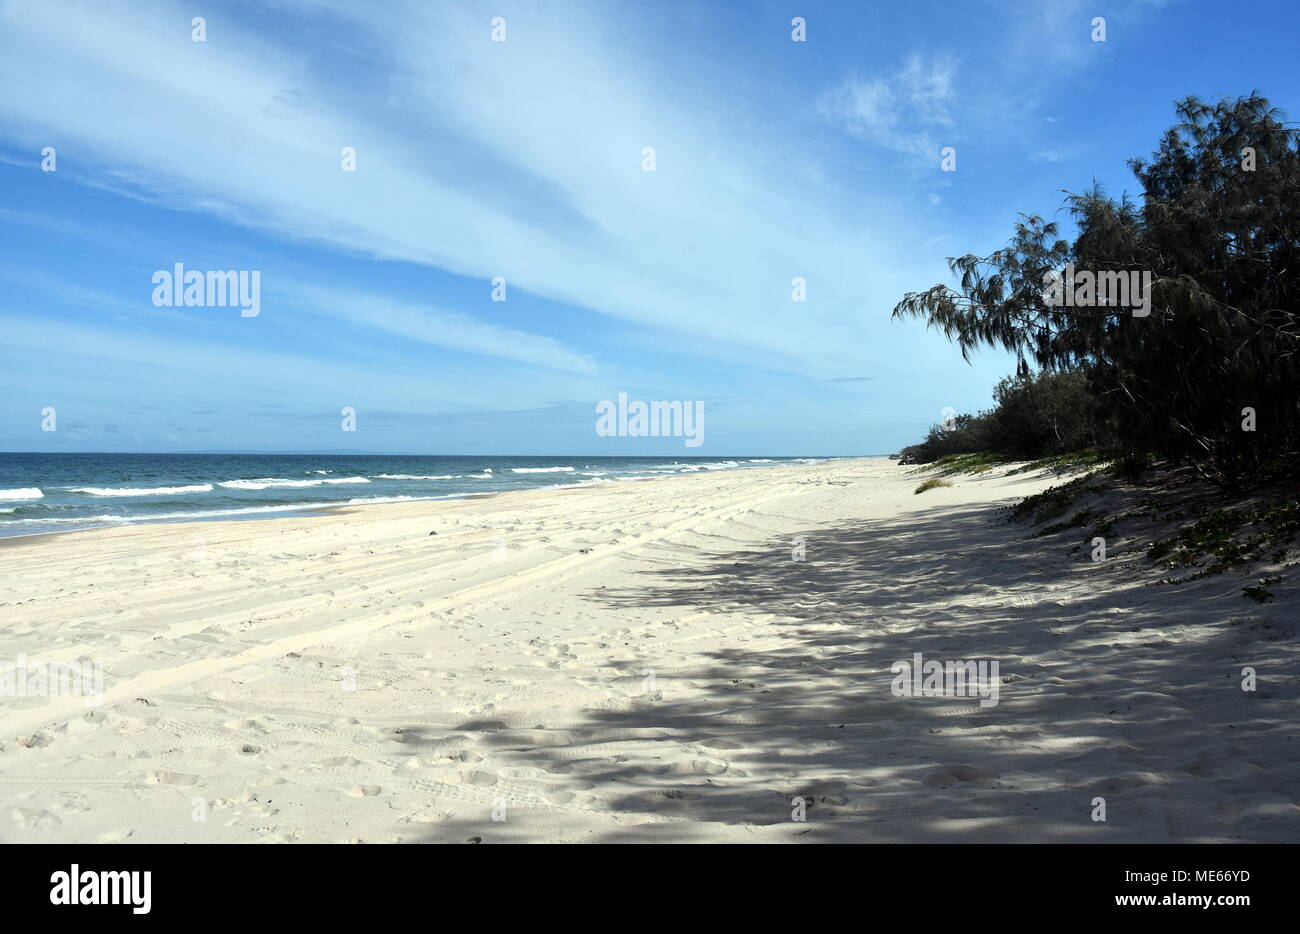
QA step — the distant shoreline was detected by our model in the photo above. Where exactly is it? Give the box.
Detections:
[0,454,843,541]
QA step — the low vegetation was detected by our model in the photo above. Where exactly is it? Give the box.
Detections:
[896,95,1300,491]
[920,452,1010,476]
[1147,500,1300,581]
[1005,450,1111,477]
[900,370,1107,466]
[1006,475,1099,525]
[1000,464,1300,589]
[893,94,1300,597]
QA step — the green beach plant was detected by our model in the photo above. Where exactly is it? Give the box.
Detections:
[914,477,953,494]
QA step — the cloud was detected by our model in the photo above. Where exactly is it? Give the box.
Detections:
[0,0,925,381]
[818,55,957,161]
[283,283,596,374]
[0,308,576,415]
[4,0,1160,454]
[1031,147,1076,163]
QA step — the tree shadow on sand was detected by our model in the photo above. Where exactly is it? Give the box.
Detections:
[417,497,1299,843]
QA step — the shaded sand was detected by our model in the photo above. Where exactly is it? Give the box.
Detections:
[1,457,1296,843]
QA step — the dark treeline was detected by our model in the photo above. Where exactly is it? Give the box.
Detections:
[894,94,1300,490]
[900,369,1107,464]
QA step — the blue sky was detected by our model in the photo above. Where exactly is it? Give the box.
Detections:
[1,0,1296,455]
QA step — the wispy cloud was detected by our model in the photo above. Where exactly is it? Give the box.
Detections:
[0,0,1226,455]
[819,55,958,161]
[1031,147,1077,163]
[0,0,924,380]
[284,283,596,374]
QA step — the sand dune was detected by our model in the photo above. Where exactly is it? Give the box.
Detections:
[1,457,1295,843]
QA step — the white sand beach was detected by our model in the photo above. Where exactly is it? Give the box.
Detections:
[1,457,1296,843]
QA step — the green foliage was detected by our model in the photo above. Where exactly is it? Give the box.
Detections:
[914,477,953,494]
[901,370,1108,464]
[1147,499,1300,581]
[1007,475,1096,524]
[900,413,995,464]
[894,94,1300,488]
[1007,449,1110,476]
[923,452,1009,475]
[987,370,1110,458]
[1243,576,1282,603]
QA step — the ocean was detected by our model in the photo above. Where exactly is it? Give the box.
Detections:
[0,453,821,539]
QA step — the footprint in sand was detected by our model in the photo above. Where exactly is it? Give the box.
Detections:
[1093,772,1159,795]
[920,765,997,789]
[15,732,54,749]
[66,709,115,735]
[450,769,498,787]
[147,771,199,786]
[698,738,744,751]
[11,808,62,831]
[401,810,452,824]
[666,758,728,776]
[344,785,382,797]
